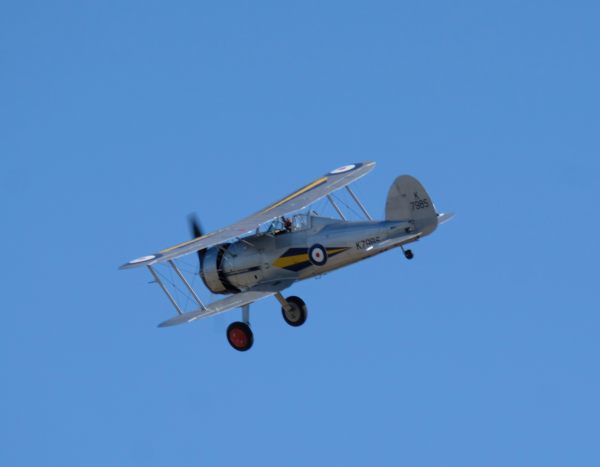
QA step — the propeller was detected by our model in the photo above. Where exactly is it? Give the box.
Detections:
[188,213,206,265]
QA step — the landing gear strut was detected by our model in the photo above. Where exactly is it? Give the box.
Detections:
[226,295,309,351]
[276,294,308,327]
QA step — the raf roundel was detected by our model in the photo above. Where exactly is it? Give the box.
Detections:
[308,244,328,266]
[329,164,356,175]
[129,255,156,264]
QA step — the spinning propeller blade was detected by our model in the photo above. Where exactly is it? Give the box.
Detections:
[188,213,206,264]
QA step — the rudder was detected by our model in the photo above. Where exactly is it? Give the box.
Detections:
[385,175,438,236]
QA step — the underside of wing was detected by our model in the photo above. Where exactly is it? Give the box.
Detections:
[157,289,275,328]
[119,161,375,270]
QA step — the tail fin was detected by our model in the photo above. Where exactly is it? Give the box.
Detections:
[385,175,438,236]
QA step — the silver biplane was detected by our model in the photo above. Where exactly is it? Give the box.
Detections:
[120,162,453,351]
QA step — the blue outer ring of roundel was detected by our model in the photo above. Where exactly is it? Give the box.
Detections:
[308,244,328,266]
[327,162,363,176]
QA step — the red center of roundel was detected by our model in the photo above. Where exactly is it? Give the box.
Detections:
[315,252,321,258]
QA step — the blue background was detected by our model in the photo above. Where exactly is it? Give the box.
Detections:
[1,1,599,466]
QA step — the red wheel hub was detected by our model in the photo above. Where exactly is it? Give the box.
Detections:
[228,327,248,349]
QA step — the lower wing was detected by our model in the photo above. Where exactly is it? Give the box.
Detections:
[158,290,275,328]
[157,280,294,328]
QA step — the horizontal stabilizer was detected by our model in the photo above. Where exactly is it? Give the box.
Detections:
[437,212,455,225]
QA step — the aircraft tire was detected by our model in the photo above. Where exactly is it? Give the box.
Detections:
[226,321,254,351]
[404,249,414,260]
[282,296,307,327]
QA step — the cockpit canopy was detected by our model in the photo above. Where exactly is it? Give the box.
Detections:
[291,214,310,231]
[265,214,311,235]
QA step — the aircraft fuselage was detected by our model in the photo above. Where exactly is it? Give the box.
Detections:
[200,215,422,294]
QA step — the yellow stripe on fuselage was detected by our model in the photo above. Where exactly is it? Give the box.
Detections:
[262,177,328,213]
[272,248,347,269]
[272,253,310,269]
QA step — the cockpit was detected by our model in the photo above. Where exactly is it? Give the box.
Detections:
[265,214,311,235]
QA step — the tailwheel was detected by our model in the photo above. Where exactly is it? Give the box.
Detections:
[401,245,414,260]
[282,296,308,327]
[226,321,254,352]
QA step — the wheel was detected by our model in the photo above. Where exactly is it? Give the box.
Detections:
[282,296,308,327]
[226,321,254,351]
[404,249,414,260]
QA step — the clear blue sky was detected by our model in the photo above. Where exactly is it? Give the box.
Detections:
[1,1,599,466]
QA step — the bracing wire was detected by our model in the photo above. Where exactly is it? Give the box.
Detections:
[332,192,366,220]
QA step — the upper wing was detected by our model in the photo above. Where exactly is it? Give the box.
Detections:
[120,161,375,269]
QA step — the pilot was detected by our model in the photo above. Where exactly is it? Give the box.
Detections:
[273,217,292,235]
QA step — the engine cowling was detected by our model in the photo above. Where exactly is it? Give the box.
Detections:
[200,242,264,294]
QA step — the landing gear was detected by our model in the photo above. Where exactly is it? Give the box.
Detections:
[226,321,253,351]
[401,246,414,260]
[280,295,308,327]
[227,303,253,351]
[226,296,308,351]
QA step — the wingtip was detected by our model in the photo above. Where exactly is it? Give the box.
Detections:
[157,313,197,328]
[157,319,175,328]
[119,262,141,270]
[118,254,158,270]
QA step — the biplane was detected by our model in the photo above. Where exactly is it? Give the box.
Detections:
[120,162,453,351]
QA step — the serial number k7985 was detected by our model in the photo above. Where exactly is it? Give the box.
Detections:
[410,198,430,210]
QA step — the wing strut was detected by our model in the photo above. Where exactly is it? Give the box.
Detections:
[345,186,373,220]
[326,195,347,220]
[147,265,183,315]
[168,260,207,310]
